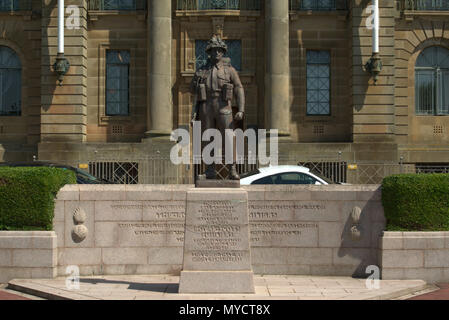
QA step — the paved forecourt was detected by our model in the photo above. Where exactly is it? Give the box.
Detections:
[7,275,430,300]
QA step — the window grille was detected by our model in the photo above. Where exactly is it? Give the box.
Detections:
[306,50,331,115]
[106,50,130,116]
[415,46,449,115]
[0,46,21,116]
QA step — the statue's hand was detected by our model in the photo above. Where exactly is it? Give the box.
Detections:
[234,112,244,121]
[190,113,197,127]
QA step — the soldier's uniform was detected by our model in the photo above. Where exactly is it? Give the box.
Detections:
[191,37,245,180]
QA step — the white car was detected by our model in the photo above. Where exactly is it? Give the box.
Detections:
[239,165,335,185]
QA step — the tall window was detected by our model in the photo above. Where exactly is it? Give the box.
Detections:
[106,50,130,116]
[306,50,330,115]
[195,39,242,71]
[415,46,449,115]
[0,46,21,116]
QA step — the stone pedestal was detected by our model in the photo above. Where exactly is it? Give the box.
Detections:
[178,188,255,293]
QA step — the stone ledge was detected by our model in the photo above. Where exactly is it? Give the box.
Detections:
[0,232,57,283]
[380,231,449,283]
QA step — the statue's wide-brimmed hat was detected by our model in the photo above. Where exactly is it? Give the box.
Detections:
[206,36,227,53]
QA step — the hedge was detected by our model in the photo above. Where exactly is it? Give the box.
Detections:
[0,167,76,231]
[382,174,449,231]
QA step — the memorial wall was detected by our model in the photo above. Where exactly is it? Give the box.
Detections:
[53,184,384,278]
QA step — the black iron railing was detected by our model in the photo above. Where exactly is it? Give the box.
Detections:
[176,0,261,10]
[403,0,449,10]
[88,0,146,11]
[0,0,32,11]
[289,0,347,11]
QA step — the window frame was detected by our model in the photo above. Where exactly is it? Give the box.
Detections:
[98,44,137,125]
[305,49,331,116]
[105,50,130,117]
[0,45,22,117]
[415,45,449,116]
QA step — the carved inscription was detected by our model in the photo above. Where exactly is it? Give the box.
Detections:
[249,203,326,219]
[112,203,185,219]
[249,222,318,244]
[188,200,248,264]
[192,251,243,262]
[118,222,185,244]
[113,202,186,246]
[248,202,322,245]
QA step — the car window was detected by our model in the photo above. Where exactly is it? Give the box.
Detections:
[75,168,101,181]
[274,172,319,185]
[308,171,335,184]
[252,175,276,184]
[240,169,260,179]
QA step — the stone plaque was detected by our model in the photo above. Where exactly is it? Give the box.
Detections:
[179,188,255,293]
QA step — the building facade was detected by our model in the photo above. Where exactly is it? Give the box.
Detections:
[0,0,448,183]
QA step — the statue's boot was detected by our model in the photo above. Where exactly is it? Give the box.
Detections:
[228,164,240,180]
[205,164,216,179]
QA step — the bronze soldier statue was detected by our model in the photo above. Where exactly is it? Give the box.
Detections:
[190,35,245,180]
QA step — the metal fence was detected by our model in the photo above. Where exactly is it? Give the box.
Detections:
[350,163,415,184]
[84,154,449,185]
[416,163,449,173]
[88,156,192,184]
[298,161,347,184]
[402,0,449,10]
[176,0,261,10]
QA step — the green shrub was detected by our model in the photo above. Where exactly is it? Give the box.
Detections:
[0,167,76,231]
[382,174,449,231]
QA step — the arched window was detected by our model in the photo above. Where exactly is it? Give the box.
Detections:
[0,46,21,116]
[415,46,449,115]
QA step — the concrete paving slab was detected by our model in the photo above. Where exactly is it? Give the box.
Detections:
[7,275,430,300]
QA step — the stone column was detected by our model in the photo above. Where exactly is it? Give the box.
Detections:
[146,0,173,137]
[265,0,290,137]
